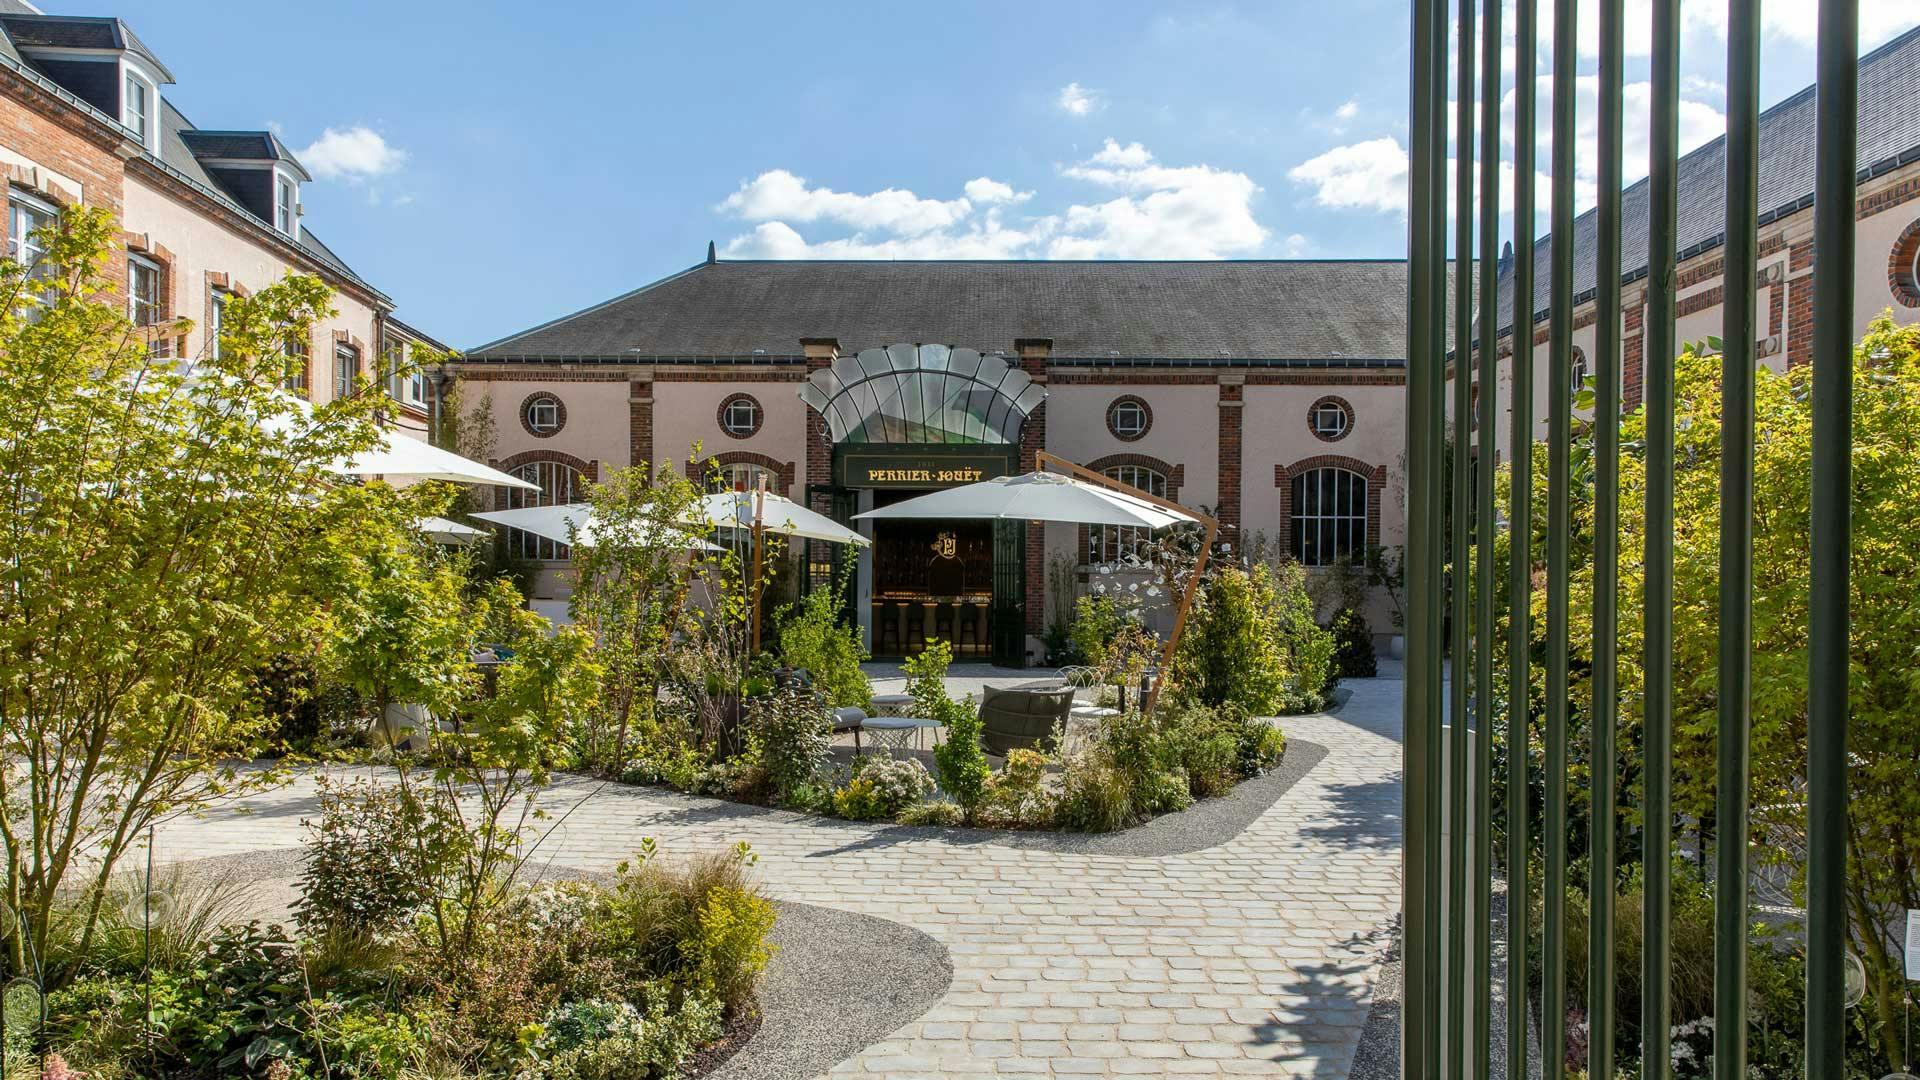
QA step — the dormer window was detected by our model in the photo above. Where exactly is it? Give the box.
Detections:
[122,71,150,144]
[275,175,296,235]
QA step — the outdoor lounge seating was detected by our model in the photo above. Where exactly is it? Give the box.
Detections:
[832,706,865,753]
[977,685,1074,756]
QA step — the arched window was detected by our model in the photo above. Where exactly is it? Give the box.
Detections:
[1571,346,1589,394]
[1290,467,1368,567]
[1091,464,1167,564]
[503,460,585,561]
[710,461,779,495]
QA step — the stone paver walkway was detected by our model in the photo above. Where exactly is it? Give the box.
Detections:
[156,674,1405,1079]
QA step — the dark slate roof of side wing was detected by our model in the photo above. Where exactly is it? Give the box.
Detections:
[467,259,1415,362]
[1498,21,1920,334]
[178,130,312,178]
[0,13,175,81]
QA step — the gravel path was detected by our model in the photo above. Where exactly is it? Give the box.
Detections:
[154,676,1407,1078]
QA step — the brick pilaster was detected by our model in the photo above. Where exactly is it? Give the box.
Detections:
[1216,374,1244,534]
[629,376,652,473]
[800,339,838,589]
[1015,339,1052,641]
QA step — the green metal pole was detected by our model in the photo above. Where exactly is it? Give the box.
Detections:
[1590,0,1623,1075]
[1450,0,1475,1065]
[1474,0,1500,1068]
[1715,4,1758,1076]
[1806,0,1856,1072]
[1506,0,1536,1075]
[1544,0,1577,1070]
[1643,0,1679,1074]
[1404,0,1440,1069]
[1424,5,1448,1071]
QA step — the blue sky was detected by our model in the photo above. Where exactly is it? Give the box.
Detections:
[70,2,1920,348]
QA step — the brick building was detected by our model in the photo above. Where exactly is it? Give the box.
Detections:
[0,1,440,440]
[456,259,1411,664]
[1473,23,1920,460]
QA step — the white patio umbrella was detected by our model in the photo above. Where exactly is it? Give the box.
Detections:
[417,516,488,544]
[332,430,537,490]
[852,470,1196,530]
[695,490,870,547]
[470,503,718,551]
[852,452,1217,712]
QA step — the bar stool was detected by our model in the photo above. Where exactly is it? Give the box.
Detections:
[957,602,983,655]
[934,602,956,645]
[876,603,902,655]
[905,606,926,653]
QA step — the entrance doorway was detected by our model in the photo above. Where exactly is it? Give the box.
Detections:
[868,489,993,658]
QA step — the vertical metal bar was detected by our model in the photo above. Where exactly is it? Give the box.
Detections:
[1404,0,1443,1071]
[1590,0,1624,1074]
[1544,0,1577,1070]
[1450,0,1475,1065]
[1643,0,1680,1072]
[1473,0,1500,1068]
[1424,4,1450,1071]
[1806,0,1856,1072]
[1715,2,1759,1075]
[1506,0,1537,1074]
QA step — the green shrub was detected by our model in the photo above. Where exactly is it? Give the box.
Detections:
[528,991,724,1080]
[849,755,935,816]
[1055,758,1134,832]
[1068,595,1127,669]
[745,687,833,804]
[832,777,889,820]
[1172,564,1291,714]
[293,776,447,938]
[775,579,871,710]
[1328,606,1377,678]
[596,843,775,1016]
[1269,561,1337,711]
[897,799,966,827]
[687,884,778,1013]
[317,1008,428,1078]
[979,748,1056,827]
[911,642,990,815]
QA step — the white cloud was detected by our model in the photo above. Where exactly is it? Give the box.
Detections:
[1334,99,1360,124]
[297,126,407,181]
[963,177,1032,204]
[719,169,972,236]
[1288,137,1409,214]
[1052,141,1267,258]
[1057,82,1102,116]
[716,140,1272,260]
[1282,233,1313,257]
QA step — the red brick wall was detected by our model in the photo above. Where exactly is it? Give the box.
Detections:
[629,378,652,472]
[1017,343,1049,638]
[0,77,129,296]
[1216,379,1243,532]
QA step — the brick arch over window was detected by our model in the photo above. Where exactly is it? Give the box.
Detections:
[1273,455,1387,562]
[1889,216,1920,308]
[1083,453,1184,502]
[493,448,600,509]
[684,451,796,496]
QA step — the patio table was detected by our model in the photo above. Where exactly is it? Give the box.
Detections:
[861,716,942,755]
[869,692,916,715]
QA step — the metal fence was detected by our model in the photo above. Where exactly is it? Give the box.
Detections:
[1401,0,1858,1076]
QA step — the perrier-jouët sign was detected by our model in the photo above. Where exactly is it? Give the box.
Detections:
[834,450,1014,489]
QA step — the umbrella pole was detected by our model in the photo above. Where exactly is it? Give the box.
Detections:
[748,481,766,655]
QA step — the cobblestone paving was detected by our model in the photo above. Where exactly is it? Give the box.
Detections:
[156,675,1404,1079]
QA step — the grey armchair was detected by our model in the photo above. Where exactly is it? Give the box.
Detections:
[977,686,1074,756]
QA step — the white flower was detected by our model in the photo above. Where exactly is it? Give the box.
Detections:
[1128,582,1139,592]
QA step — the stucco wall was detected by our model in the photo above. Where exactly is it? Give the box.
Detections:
[471,376,631,477]
[653,376,807,493]
[1044,383,1220,509]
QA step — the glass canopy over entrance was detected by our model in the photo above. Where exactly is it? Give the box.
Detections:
[800,343,1045,663]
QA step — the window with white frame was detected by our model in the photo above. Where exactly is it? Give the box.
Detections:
[283,332,309,394]
[128,254,160,329]
[333,342,358,401]
[1311,400,1349,438]
[502,461,585,561]
[1571,347,1589,394]
[208,288,229,360]
[1290,467,1368,567]
[525,394,562,434]
[122,71,152,147]
[275,175,296,235]
[1090,464,1167,564]
[1107,397,1149,439]
[8,193,59,312]
[384,337,421,405]
[720,395,760,438]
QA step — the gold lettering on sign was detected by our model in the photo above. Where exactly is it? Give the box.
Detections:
[930,532,958,558]
[859,464,988,485]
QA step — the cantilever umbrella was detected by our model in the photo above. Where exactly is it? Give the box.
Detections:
[332,430,538,490]
[470,503,718,551]
[852,452,1216,712]
[694,488,869,651]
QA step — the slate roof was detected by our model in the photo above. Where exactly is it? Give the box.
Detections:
[468,259,1415,364]
[178,129,311,179]
[1498,21,1920,333]
[0,12,173,81]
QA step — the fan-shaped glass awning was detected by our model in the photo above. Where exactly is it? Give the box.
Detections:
[798,343,1046,445]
